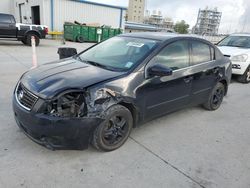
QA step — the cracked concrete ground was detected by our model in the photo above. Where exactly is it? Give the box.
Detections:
[0,39,250,188]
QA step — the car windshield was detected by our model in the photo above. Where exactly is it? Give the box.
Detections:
[77,36,158,71]
[217,35,250,48]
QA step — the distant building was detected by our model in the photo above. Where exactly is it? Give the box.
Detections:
[127,0,145,23]
[145,10,163,26]
[144,10,174,32]
[193,7,222,35]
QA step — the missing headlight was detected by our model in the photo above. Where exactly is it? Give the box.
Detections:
[47,92,87,118]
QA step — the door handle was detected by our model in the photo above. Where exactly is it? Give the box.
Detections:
[183,76,193,83]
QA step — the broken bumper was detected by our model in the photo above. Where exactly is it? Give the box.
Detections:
[12,96,102,150]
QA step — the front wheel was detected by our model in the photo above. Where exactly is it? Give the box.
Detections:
[92,105,133,152]
[237,66,250,83]
[203,82,225,111]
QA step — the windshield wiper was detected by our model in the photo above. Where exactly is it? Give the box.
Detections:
[77,56,121,71]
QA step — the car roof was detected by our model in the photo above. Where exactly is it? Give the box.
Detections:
[0,13,12,16]
[119,32,206,42]
[230,33,250,37]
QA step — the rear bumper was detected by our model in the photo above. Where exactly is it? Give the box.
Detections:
[13,96,102,150]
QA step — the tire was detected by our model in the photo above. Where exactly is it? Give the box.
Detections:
[237,66,250,83]
[77,36,84,43]
[92,105,133,152]
[203,82,225,111]
[26,34,40,46]
[21,39,27,45]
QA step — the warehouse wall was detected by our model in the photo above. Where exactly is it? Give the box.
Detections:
[53,0,125,31]
[13,0,46,25]
[0,0,13,14]
[12,0,126,32]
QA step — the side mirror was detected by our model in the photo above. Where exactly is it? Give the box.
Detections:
[57,47,77,59]
[148,64,173,77]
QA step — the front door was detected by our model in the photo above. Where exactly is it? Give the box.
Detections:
[143,40,193,121]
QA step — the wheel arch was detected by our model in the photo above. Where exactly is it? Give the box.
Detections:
[24,30,41,38]
[219,79,228,95]
[118,102,138,128]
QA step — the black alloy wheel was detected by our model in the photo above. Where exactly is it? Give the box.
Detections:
[92,105,133,151]
[102,116,128,146]
[203,82,225,111]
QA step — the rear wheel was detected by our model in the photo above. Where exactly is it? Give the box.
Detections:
[203,82,225,111]
[92,105,133,151]
[237,66,250,83]
[26,34,40,46]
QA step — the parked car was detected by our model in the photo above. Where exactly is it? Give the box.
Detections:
[13,32,232,151]
[0,13,48,46]
[217,33,250,83]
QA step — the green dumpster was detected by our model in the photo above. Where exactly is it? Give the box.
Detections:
[64,24,74,41]
[109,29,115,38]
[64,23,122,43]
[88,27,97,42]
[73,25,81,42]
[102,28,109,41]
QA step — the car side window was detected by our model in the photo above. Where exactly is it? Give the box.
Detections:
[0,15,12,24]
[150,40,189,70]
[191,41,212,65]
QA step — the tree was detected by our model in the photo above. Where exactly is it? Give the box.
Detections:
[174,20,189,34]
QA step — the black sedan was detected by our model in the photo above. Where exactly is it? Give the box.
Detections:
[13,32,232,151]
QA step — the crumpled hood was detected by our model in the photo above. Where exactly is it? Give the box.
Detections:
[217,46,250,57]
[20,58,123,99]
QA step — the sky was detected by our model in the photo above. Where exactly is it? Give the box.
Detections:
[87,0,250,34]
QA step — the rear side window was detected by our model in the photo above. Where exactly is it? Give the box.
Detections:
[0,14,12,23]
[191,41,213,65]
[151,40,189,70]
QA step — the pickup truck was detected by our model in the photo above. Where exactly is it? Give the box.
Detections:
[0,13,48,46]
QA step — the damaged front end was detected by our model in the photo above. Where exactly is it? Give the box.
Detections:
[13,85,126,150]
[42,88,120,119]
[45,92,88,118]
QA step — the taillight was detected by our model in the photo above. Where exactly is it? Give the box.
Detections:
[44,27,48,34]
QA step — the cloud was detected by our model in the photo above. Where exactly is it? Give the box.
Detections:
[88,0,247,33]
[239,0,250,32]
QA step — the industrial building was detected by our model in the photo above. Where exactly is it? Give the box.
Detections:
[127,0,145,23]
[144,10,174,32]
[193,7,222,35]
[0,0,127,32]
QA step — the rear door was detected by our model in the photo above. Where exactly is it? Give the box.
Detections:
[0,14,16,38]
[189,40,219,105]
